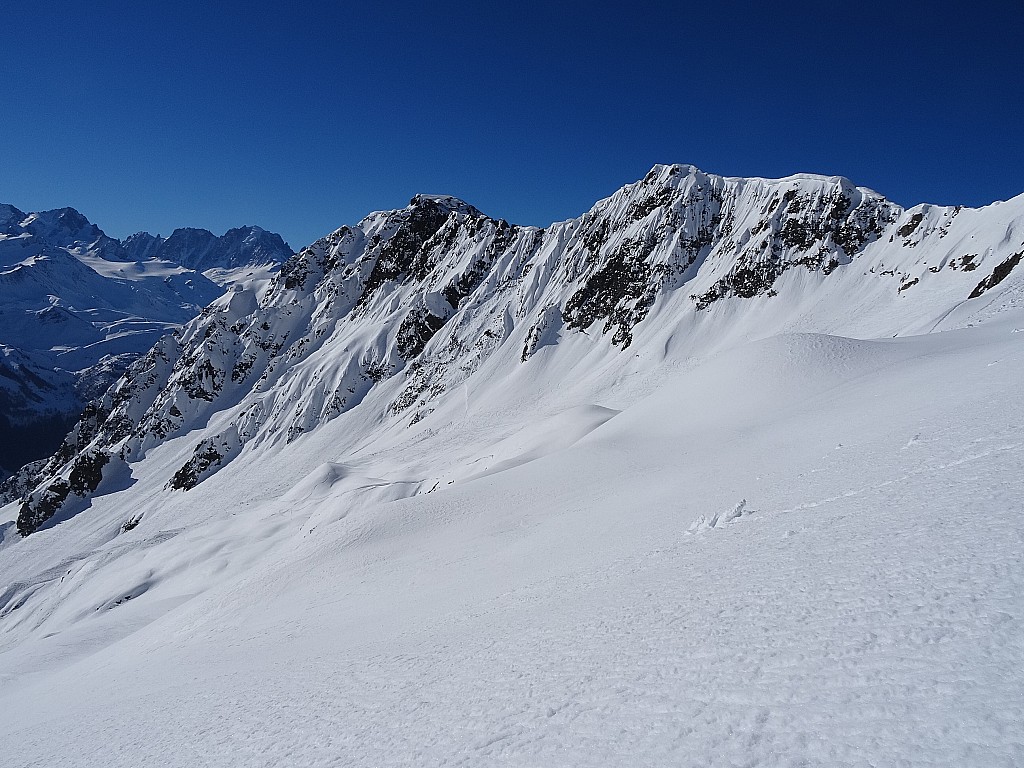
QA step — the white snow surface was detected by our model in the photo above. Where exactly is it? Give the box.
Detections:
[2,168,1024,765]
[2,323,1022,765]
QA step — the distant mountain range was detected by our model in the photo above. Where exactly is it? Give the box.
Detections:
[0,204,292,479]
[122,225,291,272]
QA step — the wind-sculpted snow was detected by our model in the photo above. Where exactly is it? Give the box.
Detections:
[12,165,1024,534]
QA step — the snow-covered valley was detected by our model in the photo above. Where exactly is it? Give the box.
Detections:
[1,165,1022,765]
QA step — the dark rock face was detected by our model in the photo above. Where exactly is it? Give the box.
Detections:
[360,198,456,301]
[16,445,109,535]
[693,188,897,310]
[17,479,71,536]
[442,219,523,310]
[396,308,448,359]
[279,227,351,292]
[168,439,225,491]
[563,242,655,348]
[969,251,1022,299]
[68,449,109,496]
[897,213,925,238]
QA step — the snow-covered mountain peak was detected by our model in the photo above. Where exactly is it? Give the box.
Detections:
[408,193,483,214]
[1,205,126,262]
[588,163,890,224]
[25,206,92,235]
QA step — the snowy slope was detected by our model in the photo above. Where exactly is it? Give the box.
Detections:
[1,319,1022,766]
[0,166,1022,765]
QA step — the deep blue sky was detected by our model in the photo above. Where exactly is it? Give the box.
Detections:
[0,1,1020,249]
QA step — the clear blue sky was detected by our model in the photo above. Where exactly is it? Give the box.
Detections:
[0,0,1020,249]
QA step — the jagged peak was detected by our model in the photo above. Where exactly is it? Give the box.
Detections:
[123,231,164,241]
[43,205,90,221]
[643,163,703,182]
[0,202,28,224]
[631,163,887,200]
[21,207,98,238]
[408,194,484,218]
[166,226,218,239]
[225,225,267,235]
[12,159,1024,536]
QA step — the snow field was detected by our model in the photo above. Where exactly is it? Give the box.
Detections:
[0,318,1022,765]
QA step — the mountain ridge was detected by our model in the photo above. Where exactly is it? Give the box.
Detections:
[9,163,1024,535]
[122,225,292,271]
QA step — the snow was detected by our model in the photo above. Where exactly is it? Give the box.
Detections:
[686,498,752,533]
[1,313,1022,765]
[201,263,281,288]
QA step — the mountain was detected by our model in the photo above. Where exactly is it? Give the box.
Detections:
[0,206,293,479]
[11,164,1024,533]
[1,166,1022,764]
[119,231,163,261]
[121,225,292,272]
[0,203,126,263]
